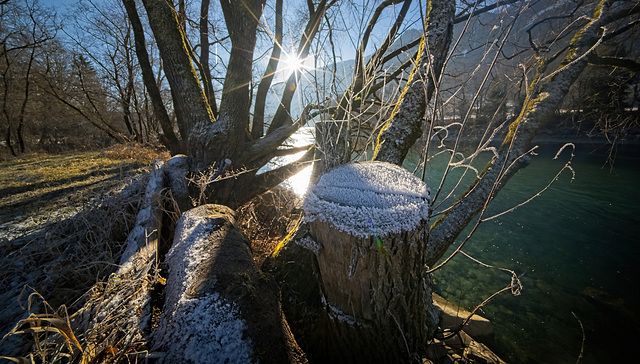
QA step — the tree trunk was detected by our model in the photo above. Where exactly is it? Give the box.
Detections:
[273,161,439,363]
[141,0,214,148]
[252,0,282,140]
[217,0,266,159]
[122,0,181,153]
[17,42,36,154]
[71,160,166,363]
[4,124,16,156]
[199,0,217,116]
[373,0,455,165]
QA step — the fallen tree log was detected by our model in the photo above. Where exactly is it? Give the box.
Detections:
[71,157,305,363]
[69,159,166,362]
[151,204,306,363]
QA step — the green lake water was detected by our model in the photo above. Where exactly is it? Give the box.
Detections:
[412,142,640,363]
[279,130,640,362]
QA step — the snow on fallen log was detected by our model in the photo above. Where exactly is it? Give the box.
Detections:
[151,204,306,363]
[118,159,165,269]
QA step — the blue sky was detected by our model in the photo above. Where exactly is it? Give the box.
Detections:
[41,0,75,10]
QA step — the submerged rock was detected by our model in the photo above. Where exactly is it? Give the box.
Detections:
[433,293,495,345]
[428,294,507,364]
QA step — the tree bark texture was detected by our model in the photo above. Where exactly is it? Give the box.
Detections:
[426,0,640,267]
[141,0,213,155]
[122,0,181,154]
[280,161,438,362]
[307,220,438,363]
[218,0,266,157]
[129,0,331,204]
[374,0,455,165]
[118,160,165,267]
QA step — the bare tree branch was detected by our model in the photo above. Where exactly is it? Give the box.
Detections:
[266,0,335,134]
[588,53,640,73]
[252,0,282,139]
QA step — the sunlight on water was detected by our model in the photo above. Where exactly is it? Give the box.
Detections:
[285,164,313,196]
[259,126,315,197]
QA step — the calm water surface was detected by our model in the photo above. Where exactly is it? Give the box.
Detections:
[421,142,640,363]
[281,132,640,363]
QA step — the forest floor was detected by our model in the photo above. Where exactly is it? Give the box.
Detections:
[0,145,167,233]
[0,145,303,361]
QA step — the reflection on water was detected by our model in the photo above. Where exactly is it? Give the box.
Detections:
[286,165,313,196]
[259,127,314,196]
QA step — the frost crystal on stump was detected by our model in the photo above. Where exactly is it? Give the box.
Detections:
[303,161,430,237]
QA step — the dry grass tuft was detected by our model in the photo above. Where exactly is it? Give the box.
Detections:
[1,267,161,364]
[0,173,149,360]
[101,143,169,165]
[0,290,82,363]
[237,186,303,267]
[69,263,161,364]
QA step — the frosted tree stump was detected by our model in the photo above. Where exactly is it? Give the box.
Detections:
[302,161,439,362]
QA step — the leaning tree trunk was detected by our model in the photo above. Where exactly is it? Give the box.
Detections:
[271,161,439,363]
[373,0,454,165]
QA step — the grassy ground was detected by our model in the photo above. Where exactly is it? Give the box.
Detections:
[0,144,168,228]
[0,144,169,359]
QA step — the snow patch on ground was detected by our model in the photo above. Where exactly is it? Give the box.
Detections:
[303,161,430,238]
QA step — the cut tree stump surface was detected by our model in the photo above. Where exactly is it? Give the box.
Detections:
[303,161,430,238]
